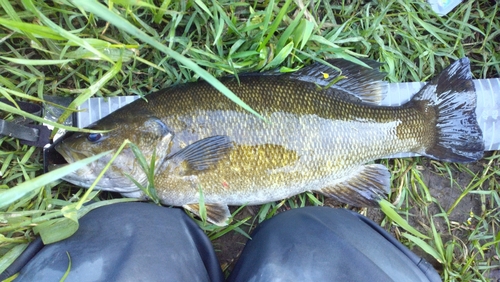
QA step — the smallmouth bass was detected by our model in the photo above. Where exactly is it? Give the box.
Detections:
[53,58,484,225]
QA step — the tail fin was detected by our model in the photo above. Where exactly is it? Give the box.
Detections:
[412,58,484,162]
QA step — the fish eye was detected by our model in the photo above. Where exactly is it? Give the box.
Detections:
[87,133,103,142]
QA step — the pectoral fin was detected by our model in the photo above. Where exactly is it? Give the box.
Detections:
[316,164,390,207]
[183,203,231,226]
[168,135,233,174]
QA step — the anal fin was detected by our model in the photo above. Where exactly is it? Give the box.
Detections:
[183,203,231,226]
[316,164,390,207]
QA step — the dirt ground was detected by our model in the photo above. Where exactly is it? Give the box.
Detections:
[211,158,497,278]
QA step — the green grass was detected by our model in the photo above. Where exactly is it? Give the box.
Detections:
[1,0,499,280]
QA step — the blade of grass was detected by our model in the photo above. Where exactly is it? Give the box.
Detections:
[0,151,111,210]
[0,57,74,65]
[0,17,64,41]
[258,0,293,51]
[54,56,123,137]
[21,0,113,62]
[402,233,443,263]
[71,0,266,121]
[379,199,429,239]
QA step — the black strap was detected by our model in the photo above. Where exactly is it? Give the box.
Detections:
[0,99,51,147]
[0,238,44,280]
[0,120,39,141]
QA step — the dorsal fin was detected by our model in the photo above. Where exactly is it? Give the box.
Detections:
[290,58,388,104]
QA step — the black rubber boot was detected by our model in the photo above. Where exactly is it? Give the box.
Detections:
[13,202,224,282]
[227,206,441,282]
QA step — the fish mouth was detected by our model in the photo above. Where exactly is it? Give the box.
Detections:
[46,147,75,172]
[55,144,76,163]
[60,145,96,166]
[44,141,91,173]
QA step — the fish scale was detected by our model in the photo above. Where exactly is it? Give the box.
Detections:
[54,58,484,225]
